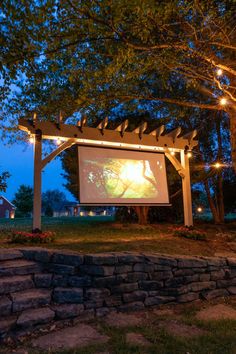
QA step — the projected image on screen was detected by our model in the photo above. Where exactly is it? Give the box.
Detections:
[79,147,169,204]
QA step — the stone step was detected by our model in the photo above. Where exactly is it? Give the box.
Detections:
[0,259,41,277]
[0,275,34,295]
[0,249,23,261]
[17,307,55,328]
[11,288,52,312]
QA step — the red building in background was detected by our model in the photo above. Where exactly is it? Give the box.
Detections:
[0,196,16,219]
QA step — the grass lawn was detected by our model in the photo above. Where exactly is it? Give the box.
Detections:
[1,216,236,257]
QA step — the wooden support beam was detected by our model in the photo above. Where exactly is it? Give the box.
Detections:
[115,119,129,137]
[165,127,182,143]
[149,125,165,141]
[41,139,77,169]
[181,150,193,226]
[133,122,147,139]
[96,117,108,135]
[77,116,87,132]
[182,130,197,144]
[165,151,185,177]
[33,129,42,232]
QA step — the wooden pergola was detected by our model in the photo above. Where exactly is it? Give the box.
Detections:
[19,117,198,232]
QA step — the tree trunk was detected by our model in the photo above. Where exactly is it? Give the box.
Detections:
[216,114,225,223]
[229,106,236,173]
[204,180,221,224]
[133,206,149,225]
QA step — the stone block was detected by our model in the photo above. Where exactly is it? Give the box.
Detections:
[115,264,133,274]
[85,254,118,265]
[20,248,53,263]
[34,273,52,288]
[145,255,177,267]
[183,274,199,284]
[154,264,172,271]
[173,269,194,276]
[47,263,76,275]
[68,275,92,287]
[190,281,216,292]
[177,292,199,303]
[0,249,22,261]
[86,288,110,299]
[205,258,227,267]
[52,274,68,287]
[145,296,175,306]
[112,283,139,294]
[119,301,145,312]
[201,289,229,300]
[80,265,114,276]
[126,272,148,282]
[123,290,147,303]
[53,287,83,304]
[210,270,225,281]
[0,260,42,276]
[85,300,104,309]
[93,275,122,288]
[151,271,173,281]
[199,274,211,282]
[12,289,51,312]
[0,275,34,295]
[0,296,12,316]
[117,253,144,263]
[133,263,154,272]
[104,295,122,307]
[165,277,184,288]
[17,307,55,327]
[178,258,207,268]
[53,304,84,319]
[139,280,163,291]
[52,251,84,266]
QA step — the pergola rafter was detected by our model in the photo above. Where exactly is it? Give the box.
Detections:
[18,117,198,231]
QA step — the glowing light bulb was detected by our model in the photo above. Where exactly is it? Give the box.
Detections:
[197,207,203,213]
[214,162,221,169]
[187,152,192,158]
[216,68,223,76]
[29,136,34,144]
[170,150,175,156]
[56,138,61,145]
[219,97,227,106]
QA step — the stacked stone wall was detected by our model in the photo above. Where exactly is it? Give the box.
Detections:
[0,248,236,339]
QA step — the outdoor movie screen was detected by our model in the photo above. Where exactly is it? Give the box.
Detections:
[78,146,169,204]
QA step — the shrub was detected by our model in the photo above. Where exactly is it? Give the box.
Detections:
[9,231,56,244]
[172,227,207,241]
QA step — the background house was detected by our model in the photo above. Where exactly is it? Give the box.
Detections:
[0,196,16,219]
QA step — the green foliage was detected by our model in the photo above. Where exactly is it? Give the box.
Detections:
[0,171,10,192]
[173,226,207,241]
[12,185,33,217]
[42,189,67,215]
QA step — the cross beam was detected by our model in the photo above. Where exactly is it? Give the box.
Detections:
[18,118,198,231]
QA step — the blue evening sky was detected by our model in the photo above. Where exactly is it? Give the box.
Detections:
[0,141,75,202]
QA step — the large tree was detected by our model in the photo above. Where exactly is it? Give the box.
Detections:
[1,1,236,165]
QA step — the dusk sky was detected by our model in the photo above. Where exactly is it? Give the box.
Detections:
[0,141,75,202]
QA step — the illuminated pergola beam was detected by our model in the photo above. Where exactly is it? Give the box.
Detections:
[19,119,197,151]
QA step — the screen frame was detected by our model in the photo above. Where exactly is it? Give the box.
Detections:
[78,145,170,206]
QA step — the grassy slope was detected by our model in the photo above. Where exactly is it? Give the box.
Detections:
[0,216,236,256]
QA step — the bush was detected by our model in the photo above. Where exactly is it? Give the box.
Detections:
[172,227,207,241]
[9,231,56,244]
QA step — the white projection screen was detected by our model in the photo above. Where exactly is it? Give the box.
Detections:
[78,146,170,205]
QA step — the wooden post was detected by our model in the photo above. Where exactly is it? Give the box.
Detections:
[33,129,42,232]
[180,150,193,226]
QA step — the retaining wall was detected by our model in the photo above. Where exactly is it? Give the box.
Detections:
[0,248,236,339]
